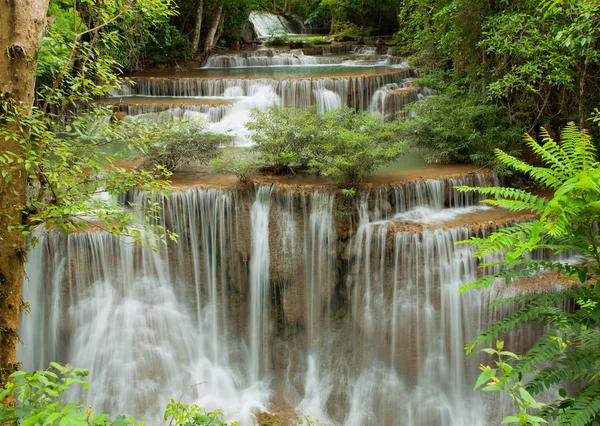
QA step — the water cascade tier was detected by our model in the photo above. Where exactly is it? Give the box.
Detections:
[103,44,421,144]
[20,172,551,425]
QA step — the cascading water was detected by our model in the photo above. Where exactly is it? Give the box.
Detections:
[249,186,274,383]
[20,172,540,425]
[248,12,295,38]
[100,40,418,145]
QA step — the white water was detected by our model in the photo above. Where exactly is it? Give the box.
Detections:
[22,96,531,426]
[248,11,295,38]
[394,205,494,224]
[249,186,274,383]
[106,44,420,144]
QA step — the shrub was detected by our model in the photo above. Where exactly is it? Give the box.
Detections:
[395,80,523,171]
[308,107,404,187]
[141,22,190,64]
[164,400,238,426]
[310,36,330,45]
[265,30,289,46]
[245,106,320,173]
[332,21,370,42]
[211,154,261,184]
[0,363,141,425]
[140,119,230,172]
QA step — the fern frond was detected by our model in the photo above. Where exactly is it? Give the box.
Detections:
[495,149,564,188]
[525,346,600,394]
[455,185,547,213]
[528,130,571,178]
[562,123,596,172]
[473,222,535,258]
[558,383,600,426]
[465,303,563,354]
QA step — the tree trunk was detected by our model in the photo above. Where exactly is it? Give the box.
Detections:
[330,13,336,35]
[190,0,204,55]
[0,0,49,386]
[203,0,224,58]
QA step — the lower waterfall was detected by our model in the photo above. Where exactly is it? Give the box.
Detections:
[19,176,534,425]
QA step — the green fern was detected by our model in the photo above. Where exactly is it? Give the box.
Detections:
[459,124,600,424]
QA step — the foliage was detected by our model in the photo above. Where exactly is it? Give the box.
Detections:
[391,0,600,128]
[39,0,177,77]
[246,106,320,173]
[264,30,290,46]
[246,106,402,186]
[0,101,175,246]
[475,341,548,426]
[341,188,356,198]
[164,400,238,426]
[0,363,142,425]
[396,80,523,169]
[307,107,403,187]
[458,123,600,424]
[317,0,398,34]
[140,119,229,172]
[332,21,366,42]
[211,154,261,184]
[140,22,190,64]
[1,0,183,247]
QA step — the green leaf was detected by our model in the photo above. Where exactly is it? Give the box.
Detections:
[59,412,88,426]
[474,368,497,389]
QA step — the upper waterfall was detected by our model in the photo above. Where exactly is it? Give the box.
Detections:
[248,11,295,38]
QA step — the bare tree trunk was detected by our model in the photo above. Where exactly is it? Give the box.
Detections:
[330,13,336,35]
[191,0,204,54]
[203,0,224,58]
[0,0,49,387]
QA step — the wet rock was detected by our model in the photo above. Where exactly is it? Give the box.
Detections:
[242,22,255,44]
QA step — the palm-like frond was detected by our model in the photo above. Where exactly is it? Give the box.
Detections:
[459,123,600,424]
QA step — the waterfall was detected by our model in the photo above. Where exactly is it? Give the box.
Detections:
[249,186,274,383]
[314,88,343,112]
[205,51,320,68]
[20,174,546,426]
[248,12,295,38]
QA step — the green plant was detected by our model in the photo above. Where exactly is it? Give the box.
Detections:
[309,37,330,45]
[332,21,369,42]
[265,29,290,46]
[458,123,600,425]
[0,363,142,425]
[141,22,190,64]
[308,107,403,187]
[140,119,230,172]
[246,106,320,173]
[164,400,238,426]
[211,154,261,184]
[341,188,356,198]
[475,340,548,426]
[396,79,523,171]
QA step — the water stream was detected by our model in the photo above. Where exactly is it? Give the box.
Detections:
[18,172,542,425]
[17,27,538,425]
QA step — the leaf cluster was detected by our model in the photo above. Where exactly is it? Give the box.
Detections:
[0,363,142,426]
[459,123,600,424]
[139,118,231,172]
[245,106,404,186]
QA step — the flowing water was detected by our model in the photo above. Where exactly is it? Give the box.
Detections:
[103,38,422,144]
[18,21,536,424]
[19,172,546,425]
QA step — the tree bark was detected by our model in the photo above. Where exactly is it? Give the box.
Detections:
[203,0,224,58]
[0,0,49,386]
[190,0,204,55]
